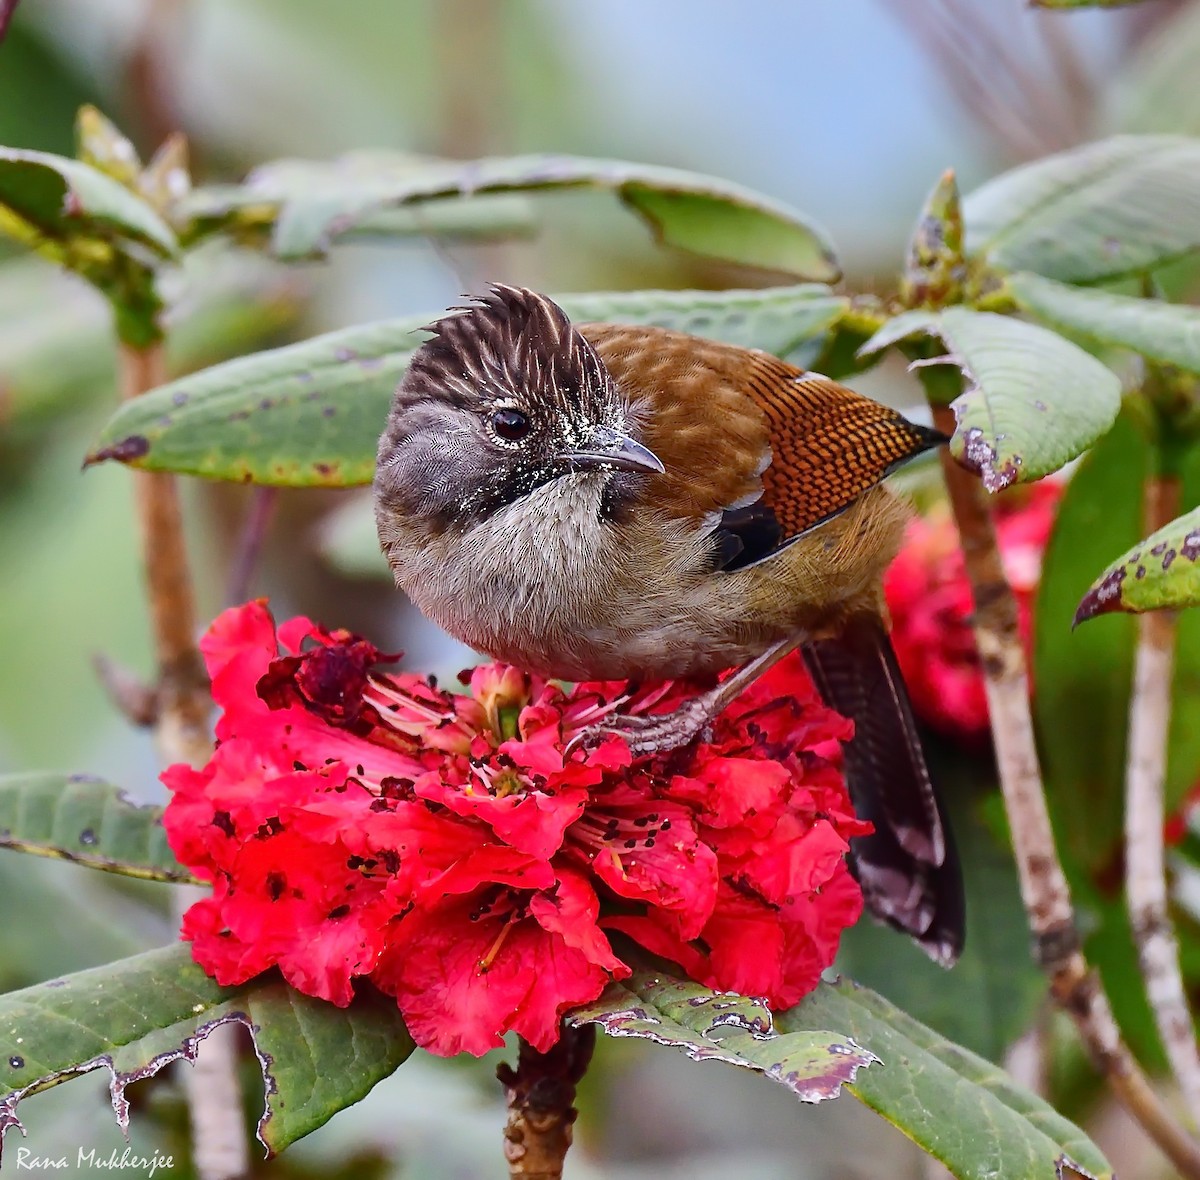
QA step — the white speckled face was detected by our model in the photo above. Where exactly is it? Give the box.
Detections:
[374,285,644,533]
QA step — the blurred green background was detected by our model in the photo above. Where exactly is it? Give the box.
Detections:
[2,1,1197,1176]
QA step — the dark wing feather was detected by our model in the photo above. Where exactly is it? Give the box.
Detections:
[803,614,965,967]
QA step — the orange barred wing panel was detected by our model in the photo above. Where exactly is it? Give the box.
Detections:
[745,361,946,539]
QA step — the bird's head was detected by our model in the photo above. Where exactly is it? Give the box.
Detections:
[374,285,662,532]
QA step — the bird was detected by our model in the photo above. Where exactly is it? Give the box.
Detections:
[374,283,965,966]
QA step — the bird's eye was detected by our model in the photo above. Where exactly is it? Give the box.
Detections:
[491,407,530,442]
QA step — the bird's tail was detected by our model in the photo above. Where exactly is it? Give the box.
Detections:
[803,612,965,966]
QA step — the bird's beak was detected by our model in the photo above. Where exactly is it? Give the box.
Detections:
[559,427,665,474]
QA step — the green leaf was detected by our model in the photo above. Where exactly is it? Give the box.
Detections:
[0,771,195,883]
[0,944,414,1158]
[87,284,848,487]
[1010,271,1200,373]
[183,152,839,278]
[0,147,177,260]
[780,979,1111,1180]
[864,308,1122,491]
[568,971,875,1103]
[964,135,1200,283]
[1076,502,1200,621]
[187,180,535,249]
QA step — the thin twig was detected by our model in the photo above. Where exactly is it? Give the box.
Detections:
[1125,471,1200,1126]
[124,0,189,158]
[118,341,249,1180]
[932,403,1200,1179]
[224,487,278,607]
[92,652,159,728]
[117,345,210,764]
[497,1026,595,1180]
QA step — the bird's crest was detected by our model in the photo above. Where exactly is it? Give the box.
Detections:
[403,285,613,420]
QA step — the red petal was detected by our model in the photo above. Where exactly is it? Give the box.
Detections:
[414,774,589,860]
[529,867,624,972]
[375,895,618,1057]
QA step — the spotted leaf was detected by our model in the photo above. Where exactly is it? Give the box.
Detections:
[1075,502,1200,623]
[0,771,197,884]
[87,284,848,487]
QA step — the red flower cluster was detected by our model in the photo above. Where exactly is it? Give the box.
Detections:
[883,483,1062,741]
[164,602,867,1057]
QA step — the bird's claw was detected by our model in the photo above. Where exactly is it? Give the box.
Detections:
[566,700,715,759]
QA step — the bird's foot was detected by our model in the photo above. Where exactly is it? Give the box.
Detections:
[568,697,717,758]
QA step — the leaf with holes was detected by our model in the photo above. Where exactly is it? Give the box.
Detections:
[863,308,1121,491]
[0,147,177,260]
[568,971,875,1103]
[964,135,1200,283]
[0,944,414,1159]
[0,771,195,883]
[182,152,839,277]
[1076,502,1200,622]
[780,979,1111,1179]
[86,284,848,487]
[1010,271,1200,372]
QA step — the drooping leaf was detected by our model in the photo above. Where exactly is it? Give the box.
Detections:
[862,307,1122,491]
[0,944,414,1159]
[568,971,875,1103]
[0,147,177,260]
[1076,502,1200,621]
[0,771,195,883]
[182,152,839,278]
[187,179,535,249]
[1009,271,1200,373]
[836,745,1043,1063]
[87,284,848,487]
[963,135,1200,283]
[780,979,1111,1180]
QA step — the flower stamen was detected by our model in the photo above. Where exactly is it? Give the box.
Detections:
[477,906,522,974]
